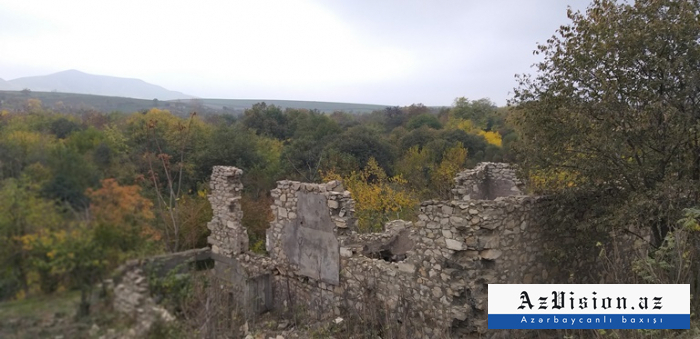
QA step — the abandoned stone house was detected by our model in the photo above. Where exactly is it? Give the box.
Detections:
[113,162,648,338]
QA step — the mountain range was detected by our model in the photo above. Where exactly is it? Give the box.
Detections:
[3,70,192,100]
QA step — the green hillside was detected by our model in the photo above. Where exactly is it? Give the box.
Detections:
[195,98,389,114]
[0,90,390,115]
[0,90,174,114]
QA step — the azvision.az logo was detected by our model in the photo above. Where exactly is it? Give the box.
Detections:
[488,284,689,329]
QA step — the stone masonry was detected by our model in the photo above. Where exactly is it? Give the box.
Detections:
[207,166,248,256]
[452,162,524,201]
[201,164,544,337]
[118,163,648,339]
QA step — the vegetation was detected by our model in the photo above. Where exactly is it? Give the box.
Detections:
[0,90,392,117]
[5,0,700,337]
[511,0,700,314]
[0,90,512,314]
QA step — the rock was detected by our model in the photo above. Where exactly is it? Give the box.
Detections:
[480,249,503,260]
[89,324,100,336]
[441,205,454,215]
[445,239,465,251]
[328,200,339,209]
[397,262,415,273]
[278,207,288,218]
[449,216,464,224]
[340,247,353,257]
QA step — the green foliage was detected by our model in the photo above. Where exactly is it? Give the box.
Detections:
[450,97,497,129]
[511,0,700,246]
[634,208,700,288]
[146,319,189,339]
[147,264,193,315]
[42,143,99,209]
[241,195,272,253]
[49,117,82,139]
[0,177,63,299]
[281,109,341,182]
[406,113,442,130]
[394,143,468,200]
[320,125,396,177]
[0,89,515,311]
[241,103,288,140]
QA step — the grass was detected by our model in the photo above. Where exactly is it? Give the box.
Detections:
[0,290,81,319]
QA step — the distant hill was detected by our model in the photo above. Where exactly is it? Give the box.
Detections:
[0,90,390,116]
[6,70,193,101]
[0,90,198,116]
[195,98,388,114]
[0,78,19,91]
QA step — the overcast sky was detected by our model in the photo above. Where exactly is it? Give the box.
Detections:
[0,0,591,106]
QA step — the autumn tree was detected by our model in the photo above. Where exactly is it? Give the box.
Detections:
[395,143,468,200]
[326,158,418,232]
[0,177,63,299]
[21,179,157,315]
[86,178,156,256]
[511,0,700,246]
[450,97,497,130]
[142,110,198,252]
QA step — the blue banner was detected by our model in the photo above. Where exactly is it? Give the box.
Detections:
[489,314,690,329]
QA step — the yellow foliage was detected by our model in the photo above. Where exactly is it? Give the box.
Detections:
[430,144,468,198]
[446,117,477,133]
[477,130,503,147]
[323,158,418,232]
[446,117,502,147]
[7,130,42,146]
[24,98,42,112]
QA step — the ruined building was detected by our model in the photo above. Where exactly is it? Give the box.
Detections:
[113,162,649,338]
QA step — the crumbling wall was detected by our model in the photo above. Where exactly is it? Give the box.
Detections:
[111,248,210,337]
[266,180,353,283]
[207,166,248,256]
[452,162,524,201]
[194,163,650,338]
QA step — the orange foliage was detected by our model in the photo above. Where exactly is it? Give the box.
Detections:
[86,179,158,241]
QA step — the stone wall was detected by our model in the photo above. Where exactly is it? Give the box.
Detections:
[452,162,524,201]
[207,166,248,256]
[191,163,650,338]
[266,179,353,284]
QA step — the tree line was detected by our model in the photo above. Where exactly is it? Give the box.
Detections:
[0,96,514,312]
